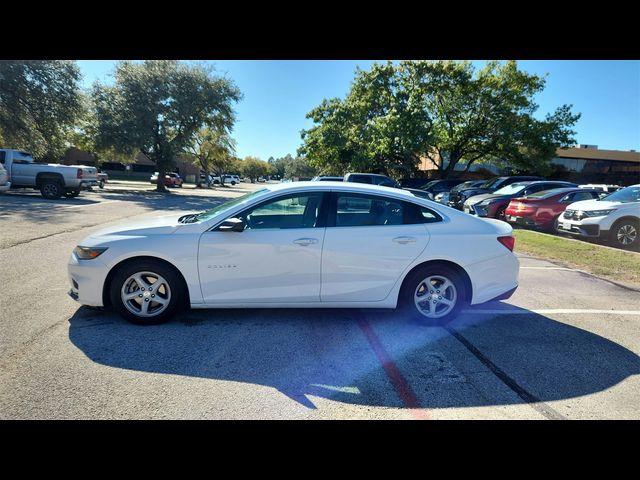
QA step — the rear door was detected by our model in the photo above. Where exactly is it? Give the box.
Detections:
[320,192,432,302]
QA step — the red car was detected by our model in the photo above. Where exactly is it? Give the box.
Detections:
[505,188,601,231]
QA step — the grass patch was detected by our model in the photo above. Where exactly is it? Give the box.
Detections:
[513,229,640,287]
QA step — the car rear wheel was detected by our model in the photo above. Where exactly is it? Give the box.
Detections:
[400,265,466,325]
[610,219,639,251]
[110,260,185,325]
[40,180,63,200]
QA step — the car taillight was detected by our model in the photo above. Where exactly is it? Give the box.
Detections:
[77,169,83,179]
[497,236,515,252]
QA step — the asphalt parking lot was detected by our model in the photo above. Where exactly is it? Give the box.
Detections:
[1,182,639,419]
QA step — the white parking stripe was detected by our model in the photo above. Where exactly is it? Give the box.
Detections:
[463,309,640,315]
[64,200,118,209]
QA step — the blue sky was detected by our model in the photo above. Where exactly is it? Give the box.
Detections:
[77,60,640,159]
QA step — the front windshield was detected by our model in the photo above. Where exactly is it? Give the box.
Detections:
[601,185,640,203]
[494,183,528,195]
[482,177,502,189]
[420,180,438,190]
[195,188,269,221]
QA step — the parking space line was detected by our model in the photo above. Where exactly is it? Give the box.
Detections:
[352,311,430,420]
[462,309,640,316]
[445,326,565,420]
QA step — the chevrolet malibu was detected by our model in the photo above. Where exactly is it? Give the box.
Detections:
[68,182,520,325]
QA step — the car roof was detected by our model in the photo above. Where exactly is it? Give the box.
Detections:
[265,181,415,198]
[528,187,598,197]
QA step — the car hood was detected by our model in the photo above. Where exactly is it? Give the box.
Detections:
[459,188,491,197]
[567,199,622,211]
[85,213,192,240]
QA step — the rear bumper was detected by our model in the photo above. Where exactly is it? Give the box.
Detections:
[79,180,99,189]
[466,252,520,305]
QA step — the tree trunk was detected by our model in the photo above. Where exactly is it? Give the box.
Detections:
[156,170,167,192]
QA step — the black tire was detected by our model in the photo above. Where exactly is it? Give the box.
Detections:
[109,259,186,325]
[551,215,561,233]
[64,190,80,198]
[99,180,105,189]
[399,264,467,325]
[495,206,507,222]
[609,218,639,251]
[40,180,63,199]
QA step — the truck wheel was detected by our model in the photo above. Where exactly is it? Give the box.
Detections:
[99,180,105,189]
[64,190,80,198]
[40,180,63,200]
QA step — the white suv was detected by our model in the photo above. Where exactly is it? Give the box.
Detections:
[557,184,640,250]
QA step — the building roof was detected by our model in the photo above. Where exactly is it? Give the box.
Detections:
[556,147,640,163]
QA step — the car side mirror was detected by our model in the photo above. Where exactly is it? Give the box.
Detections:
[216,218,245,232]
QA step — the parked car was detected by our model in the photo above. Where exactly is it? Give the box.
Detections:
[1,148,99,199]
[150,172,183,187]
[311,176,344,181]
[68,182,519,325]
[436,180,486,205]
[448,176,544,210]
[578,184,623,195]
[97,169,108,189]
[464,181,577,220]
[557,184,640,250]
[416,179,467,199]
[0,161,11,193]
[344,172,399,188]
[167,173,183,187]
[505,187,601,231]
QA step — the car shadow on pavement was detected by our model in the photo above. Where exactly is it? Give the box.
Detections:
[67,304,640,414]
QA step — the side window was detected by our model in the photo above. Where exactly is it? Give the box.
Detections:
[237,193,323,230]
[350,175,372,184]
[335,194,403,227]
[403,203,443,224]
[571,191,596,202]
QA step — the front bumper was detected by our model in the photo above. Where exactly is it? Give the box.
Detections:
[556,217,607,238]
[67,252,109,307]
[0,181,10,192]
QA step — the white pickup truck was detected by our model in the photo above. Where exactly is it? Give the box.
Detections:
[0,148,99,199]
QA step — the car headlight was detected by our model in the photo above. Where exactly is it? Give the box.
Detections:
[74,246,108,260]
[584,209,616,217]
[478,200,495,207]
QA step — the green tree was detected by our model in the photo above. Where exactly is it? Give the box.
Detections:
[268,153,293,179]
[284,156,317,180]
[0,60,84,161]
[300,61,580,179]
[299,62,433,178]
[184,127,237,187]
[239,156,270,183]
[90,60,241,191]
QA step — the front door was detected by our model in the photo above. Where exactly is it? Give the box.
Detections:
[198,192,326,304]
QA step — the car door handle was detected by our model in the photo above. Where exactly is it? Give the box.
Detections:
[392,236,417,244]
[293,238,318,246]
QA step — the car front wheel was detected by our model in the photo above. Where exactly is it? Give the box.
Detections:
[400,265,466,325]
[610,219,639,250]
[110,260,185,325]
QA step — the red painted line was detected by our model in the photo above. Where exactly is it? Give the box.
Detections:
[353,311,430,420]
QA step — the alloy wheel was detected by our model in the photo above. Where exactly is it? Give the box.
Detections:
[121,271,171,317]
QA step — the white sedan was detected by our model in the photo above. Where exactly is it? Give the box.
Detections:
[68,182,520,325]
